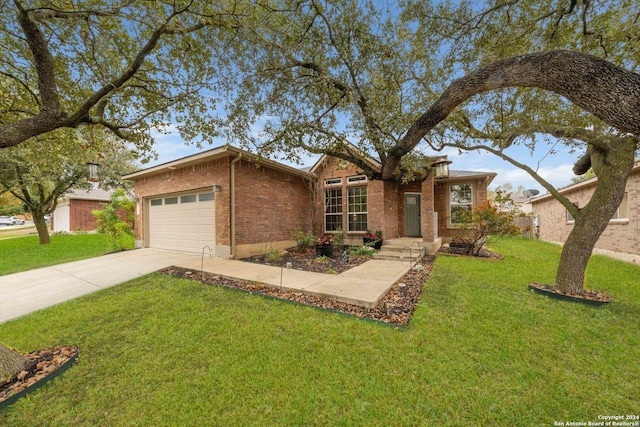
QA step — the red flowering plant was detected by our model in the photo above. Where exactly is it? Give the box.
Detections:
[316,234,334,246]
[452,199,520,255]
[363,230,383,239]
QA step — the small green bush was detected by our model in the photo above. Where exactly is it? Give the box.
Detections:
[348,245,376,258]
[92,189,135,252]
[265,248,283,261]
[333,228,346,250]
[291,227,316,250]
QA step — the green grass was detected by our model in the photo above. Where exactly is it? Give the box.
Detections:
[1,238,638,425]
[0,234,111,276]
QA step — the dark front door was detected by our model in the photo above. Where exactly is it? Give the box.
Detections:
[404,194,421,237]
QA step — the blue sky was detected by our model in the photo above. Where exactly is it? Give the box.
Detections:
[146,125,580,194]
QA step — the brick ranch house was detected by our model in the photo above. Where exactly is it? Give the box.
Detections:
[51,188,113,233]
[123,145,496,258]
[531,159,640,264]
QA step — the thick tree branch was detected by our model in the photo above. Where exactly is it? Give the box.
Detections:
[382,50,640,180]
[439,141,581,219]
[14,0,60,114]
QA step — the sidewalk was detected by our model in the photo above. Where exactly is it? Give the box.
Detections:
[1,249,411,325]
[176,257,411,308]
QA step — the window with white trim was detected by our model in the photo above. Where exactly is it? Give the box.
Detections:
[566,208,575,223]
[325,178,342,186]
[348,186,368,231]
[449,184,473,225]
[325,187,343,232]
[612,193,629,220]
[347,175,367,184]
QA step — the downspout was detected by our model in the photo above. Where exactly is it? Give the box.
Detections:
[230,152,243,258]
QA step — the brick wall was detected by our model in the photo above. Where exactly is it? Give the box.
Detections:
[69,199,105,231]
[234,159,312,245]
[532,168,640,259]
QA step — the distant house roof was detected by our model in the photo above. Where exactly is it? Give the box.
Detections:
[531,159,640,203]
[64,188,113,201]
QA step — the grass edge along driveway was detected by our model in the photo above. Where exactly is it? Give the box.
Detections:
[1,237,639,426]
[0,234,112,276]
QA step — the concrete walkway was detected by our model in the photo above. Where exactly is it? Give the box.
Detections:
[177,256,411,308]
[0,248,411,325]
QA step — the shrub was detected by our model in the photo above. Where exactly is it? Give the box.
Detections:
[333,228,346,250]
[291,227,315,250]
[265,248,282,261]
[348,245,376,258]
[92,189,135,252]
[453,200,521,255]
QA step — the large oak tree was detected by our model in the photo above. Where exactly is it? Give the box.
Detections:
[221,1,639,296]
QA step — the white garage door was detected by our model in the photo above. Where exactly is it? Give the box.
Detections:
[148,191,215,253]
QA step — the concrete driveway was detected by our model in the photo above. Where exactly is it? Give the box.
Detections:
[1,248,412,325]
[0,249,201,324]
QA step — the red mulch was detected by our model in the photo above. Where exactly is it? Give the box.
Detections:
[161,255,436,326]
[0,345,78,405]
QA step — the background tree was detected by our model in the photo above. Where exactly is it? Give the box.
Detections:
[0,128,138,244]
[0,0,239,151]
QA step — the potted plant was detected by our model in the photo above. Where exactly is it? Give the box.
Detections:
[363,230,383,250]
[315,234,334,257]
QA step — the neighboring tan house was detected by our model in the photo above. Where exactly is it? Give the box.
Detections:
[531,160,640,264]
[52,188,113,232]
[123,145,496,258]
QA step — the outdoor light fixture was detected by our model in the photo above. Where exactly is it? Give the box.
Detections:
[87,162,99,182]
[212,184,222,193]
[431,157,452,179]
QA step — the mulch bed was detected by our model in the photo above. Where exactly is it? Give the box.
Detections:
[437,245,504,260]
[0,345,79,407]
[161,255,436,326]
[241,247,368,274]
[528,282,612,306]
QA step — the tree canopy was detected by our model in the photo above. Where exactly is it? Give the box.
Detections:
[0,0,240,153]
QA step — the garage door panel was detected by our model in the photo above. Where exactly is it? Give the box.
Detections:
[148,191,215,253]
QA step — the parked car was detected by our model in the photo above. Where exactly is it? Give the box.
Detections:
[10,216,25,225]
[0,216,12,226]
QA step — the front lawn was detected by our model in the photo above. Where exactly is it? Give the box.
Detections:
[0,234,111,276]
[0,238,638,425]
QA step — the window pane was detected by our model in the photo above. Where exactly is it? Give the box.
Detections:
[348,186,367,231]
[325,178,342,186]
[616,193,628,219]
[450,184,472,204]
[451,205,471,224]
[165,197,178,205]
[325,214,342,231]
[150,199,162,206]
[181,194,196,203]
[325,188,342,231]
[199,192,215,202]
[348,213,368,232]
[347,175,367,183]
[449,184,472,225]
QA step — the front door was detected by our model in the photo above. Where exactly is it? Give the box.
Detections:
[404,194,421,237]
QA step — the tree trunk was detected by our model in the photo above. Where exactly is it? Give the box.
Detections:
[32,210,50,245]
[554,139,637,293]
[0,343,33,379]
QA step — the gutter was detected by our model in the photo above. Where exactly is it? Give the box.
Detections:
[230,152,243,258]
